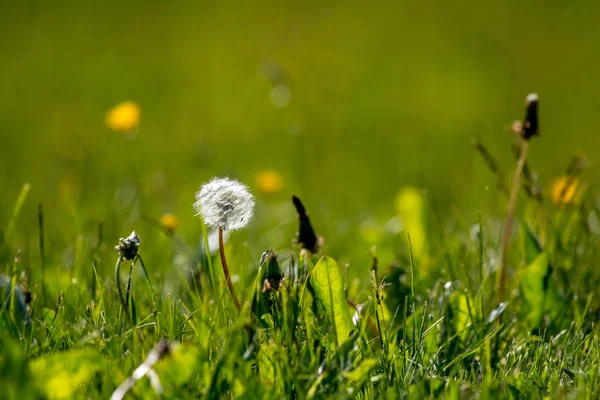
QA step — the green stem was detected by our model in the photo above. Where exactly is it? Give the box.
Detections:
[115,255,132,323]
[38,203,46,302]
[1,183,30,254]
[136,254,159,333]
[200,217,216,288]
[125,261,134,307]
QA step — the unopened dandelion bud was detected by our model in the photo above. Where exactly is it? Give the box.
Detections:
[522,93,539,140]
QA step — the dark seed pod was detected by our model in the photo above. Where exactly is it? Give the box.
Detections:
[522,93,539,140]
[292,195,318,253]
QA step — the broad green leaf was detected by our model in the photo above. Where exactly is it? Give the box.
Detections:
[30,350,106,400]
[520,252,567,331]
[343,357,377,384]
[521,252,550,328]
[257,342,283,394]
[522,224,543,265]
[154,344,200,389]
[310,256,354,347]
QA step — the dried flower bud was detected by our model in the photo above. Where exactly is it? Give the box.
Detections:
[292,195,318,253]
[522,93,539,140]
[194,177,255,231]
[114,231,141,261]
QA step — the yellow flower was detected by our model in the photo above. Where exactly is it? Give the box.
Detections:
[255,170,284,194]
[105,101,140,132]
[160,213,178,233]
[550,176,584,204]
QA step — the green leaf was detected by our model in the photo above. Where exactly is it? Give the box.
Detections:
[155,344,200,389]
[257,342,283,393]
[310,256,354,347]
[449,292,471,341]
[30,350,107,399]
[129,293,137,325]
[521,253,550,329]
[522,224,543,265]
[520,252,567,331]
[343,357,377,384]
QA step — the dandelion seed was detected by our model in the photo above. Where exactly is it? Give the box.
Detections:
[255,170,284,194]
[105,101,140,133]
[194,177,255,231]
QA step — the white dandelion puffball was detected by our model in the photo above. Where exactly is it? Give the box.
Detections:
[194,177,255,231]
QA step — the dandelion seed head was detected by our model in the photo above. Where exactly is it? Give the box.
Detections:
[194,177,255,231]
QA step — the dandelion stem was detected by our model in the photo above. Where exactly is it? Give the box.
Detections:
[125,261,134,307]
[218,227,241,312]
[136,254,159,333]
[115,254,132,323]
[498,139,529,303]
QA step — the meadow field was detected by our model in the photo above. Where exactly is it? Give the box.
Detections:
[1,1,600,399]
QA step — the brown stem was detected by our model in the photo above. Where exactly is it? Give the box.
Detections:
[498,139,530,303]
[219,228,241,312]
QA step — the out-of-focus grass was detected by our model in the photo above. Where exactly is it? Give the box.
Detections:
[1,1,599,237]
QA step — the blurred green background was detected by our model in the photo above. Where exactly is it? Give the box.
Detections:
[0,1,598,271]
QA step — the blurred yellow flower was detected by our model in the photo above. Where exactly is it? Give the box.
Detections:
[550,176,584,204]
[160,213,178,233]
[105,101,140,132]
[256,170,284,194]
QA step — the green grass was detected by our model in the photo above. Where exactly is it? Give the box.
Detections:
[1,162,600,399]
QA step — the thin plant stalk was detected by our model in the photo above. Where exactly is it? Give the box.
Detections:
[38,203,46,301]
[498,139,530,303]
[218,227,241,312]
[1,183,30,254]
[200,217,217,288]
[125,261,134,307]
[136,254,160,333]
[115,255,132,323]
